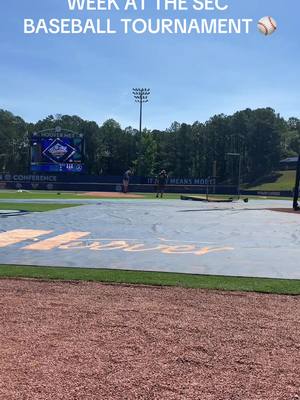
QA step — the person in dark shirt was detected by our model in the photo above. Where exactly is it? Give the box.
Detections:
[156,170,168,198]
[122,169,132,193]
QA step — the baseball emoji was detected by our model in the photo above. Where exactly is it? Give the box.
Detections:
[258,16,277,36]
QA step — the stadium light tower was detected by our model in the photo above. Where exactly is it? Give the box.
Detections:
[132,88,150,134]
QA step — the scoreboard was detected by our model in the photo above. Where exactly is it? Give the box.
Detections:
[30,127,85,173]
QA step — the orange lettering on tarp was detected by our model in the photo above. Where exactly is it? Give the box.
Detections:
[23,232,90,250]
[0,229,235,257]
[194,246,234,256]
[161,245,196,254]
[0,229,52,248]
[124,244,166,252]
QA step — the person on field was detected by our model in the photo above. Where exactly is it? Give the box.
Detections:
[156,170,168,198]
[122,169,132,193]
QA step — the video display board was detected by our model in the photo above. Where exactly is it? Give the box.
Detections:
[30,127,85,173]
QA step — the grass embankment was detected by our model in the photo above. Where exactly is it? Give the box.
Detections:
[0,265,299,295]
[247,170,295,191]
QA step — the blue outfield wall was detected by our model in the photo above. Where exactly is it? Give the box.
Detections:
[0,173,294,197]
[0,173,216,185]
[241,190,293,198]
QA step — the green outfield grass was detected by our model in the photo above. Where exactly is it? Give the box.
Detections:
[0,190,293,201]
[0,191,88,200]
[0,203,81,212]
[0,190,182,200]
[0,265,299,295]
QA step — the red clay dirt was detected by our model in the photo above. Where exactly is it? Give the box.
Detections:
[79,192,145,198]
[0,279,299,400]
[268,208,300,215]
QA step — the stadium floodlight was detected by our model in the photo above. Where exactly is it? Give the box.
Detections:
[132,88,151,134]
[226,152,242,199]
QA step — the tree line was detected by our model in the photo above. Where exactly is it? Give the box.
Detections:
[0,107,299,183]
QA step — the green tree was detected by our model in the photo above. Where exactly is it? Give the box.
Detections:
[0,110,28,173]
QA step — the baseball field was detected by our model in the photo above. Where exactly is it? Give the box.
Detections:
[0,190,299,399]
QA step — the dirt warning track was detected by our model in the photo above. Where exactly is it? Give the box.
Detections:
[0,279,299,400]
[79,191,145,198]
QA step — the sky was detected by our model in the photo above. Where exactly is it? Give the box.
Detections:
[0,0,299,130]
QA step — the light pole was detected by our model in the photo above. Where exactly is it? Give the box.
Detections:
[0,154,6,173]
[227,152,242,199]
[132,88,150,134]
